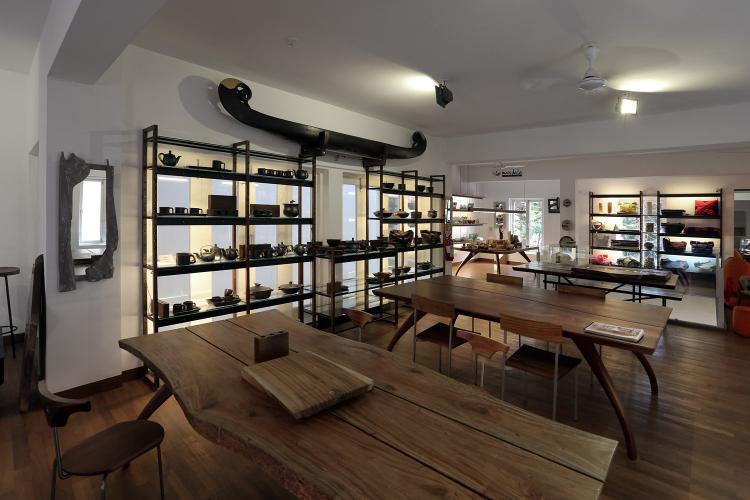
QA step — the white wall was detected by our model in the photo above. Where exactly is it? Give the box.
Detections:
[0,68,34,334]
[42,45,446,391]
[462,150,750,245]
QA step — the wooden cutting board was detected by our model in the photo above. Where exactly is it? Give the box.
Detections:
[241,351,374,419]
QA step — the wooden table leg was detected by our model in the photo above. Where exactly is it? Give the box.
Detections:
[494,253,502,273]
[454,251,476,276]
[634,352,658,394]
[138,384,173,420]
[386,309,426,352]
[518,251,532,263]
[573,337,638,460]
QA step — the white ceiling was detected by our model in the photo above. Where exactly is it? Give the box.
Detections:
[134,0,750,137]
[0,0,51,73]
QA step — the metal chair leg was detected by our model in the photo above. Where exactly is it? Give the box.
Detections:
[500,353,506,400]
[471,317,474,332]
[157,445,165,500]
[50,459,57,500]
[574,367,579,421]
[100,474,107,500]
[488,321,492,339]
[552,346,560,421]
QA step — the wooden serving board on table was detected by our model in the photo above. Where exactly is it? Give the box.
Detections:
[241,351,374,419]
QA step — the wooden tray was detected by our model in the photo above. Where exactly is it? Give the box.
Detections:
[241,351,374,419]
[572,264,671,283]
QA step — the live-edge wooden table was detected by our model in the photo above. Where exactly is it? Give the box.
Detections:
[373,275,672,461]
[121,309,616,499]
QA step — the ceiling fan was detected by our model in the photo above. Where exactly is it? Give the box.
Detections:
[521,42,617,96]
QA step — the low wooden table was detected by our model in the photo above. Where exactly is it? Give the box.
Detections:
[513,262,680,304]
[454,246,538,276]
[121,310,616,499]
[373,275,672,460]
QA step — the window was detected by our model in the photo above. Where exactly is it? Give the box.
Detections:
[509,199,544,247]
[342,183,357,280]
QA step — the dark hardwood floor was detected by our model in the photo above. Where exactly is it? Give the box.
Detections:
[2,260,749,499]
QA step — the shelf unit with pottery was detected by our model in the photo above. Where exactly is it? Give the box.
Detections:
[311,167,446,333]
[588,192,644,268]
[656,190,722,276]
[142,125,317,337]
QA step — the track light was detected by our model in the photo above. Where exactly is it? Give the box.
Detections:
[435,81,453,108]
[617,94,638,115]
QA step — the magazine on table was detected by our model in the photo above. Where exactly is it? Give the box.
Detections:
[584,322,644,343]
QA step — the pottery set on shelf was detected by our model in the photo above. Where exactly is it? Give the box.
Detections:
[208,289,242,306]
[158,151,228,171]
[256,167,309,180]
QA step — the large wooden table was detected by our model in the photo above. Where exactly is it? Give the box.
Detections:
[120,310,616,499]
[373,275,672,460]
[454,245,538,276]
[512,262,680,303]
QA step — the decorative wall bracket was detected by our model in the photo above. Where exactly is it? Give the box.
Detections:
[218,78,427,162]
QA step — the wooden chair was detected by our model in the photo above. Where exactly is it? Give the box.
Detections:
[411,294,468,376]
[342,308,377,342]
[456,331,509,398]
[38,381,165,500]
[485,273,523,338]
[500,315,581,421]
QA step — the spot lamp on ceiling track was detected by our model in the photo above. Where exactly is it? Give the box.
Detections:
[435,81,453,108]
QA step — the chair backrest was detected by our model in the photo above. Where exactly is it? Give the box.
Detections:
[557,284,606,300]
[342,307,376,328]
[411,294,456,322]
[456,330,509,360]
[37,380,91,428]
[498,314,565,344]
[486,273,523,287]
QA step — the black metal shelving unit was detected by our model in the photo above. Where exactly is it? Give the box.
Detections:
[142,125,317,336]
[310,167,446,333]
[656,190,722,276]
[588,192,644,268]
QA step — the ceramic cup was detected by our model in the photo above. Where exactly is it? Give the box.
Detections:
[158,206,174,215]
[176,252,196,265]
[212,160,225,170]
[189,207,203,215]
[174,206,188,215]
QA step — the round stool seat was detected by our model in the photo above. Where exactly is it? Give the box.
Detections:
[732,305,750,337]
[0,267,19,277]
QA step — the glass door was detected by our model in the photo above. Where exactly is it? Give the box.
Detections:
[509,198,544,247]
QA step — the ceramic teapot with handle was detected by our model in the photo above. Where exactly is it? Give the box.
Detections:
[158,150,181,166]
[223,247,239,261]
[195,245,216,262]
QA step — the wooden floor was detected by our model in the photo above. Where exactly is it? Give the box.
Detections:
[2,260,750,499]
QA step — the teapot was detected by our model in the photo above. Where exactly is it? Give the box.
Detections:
[294,169,309,180]
[283,201,300,218]
[293,243,306,256]
[158,150,181,166]
[195,245,216,262]
[223,247,239,261]
[274,242,289,257]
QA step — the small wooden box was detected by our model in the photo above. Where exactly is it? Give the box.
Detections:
[254,330,289,364]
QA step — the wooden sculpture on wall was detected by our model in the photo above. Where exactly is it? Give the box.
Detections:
[58,153,119,291]
[218,78,427,161]
[19,254,46,412]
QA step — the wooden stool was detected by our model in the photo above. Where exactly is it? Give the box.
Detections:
[0,267,19,358]
[342,308,377,342]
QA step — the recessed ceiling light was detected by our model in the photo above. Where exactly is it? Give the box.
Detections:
[406,75,437,92]
[617,95,638,115]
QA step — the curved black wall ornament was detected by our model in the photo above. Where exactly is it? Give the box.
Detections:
[218,78,426,160]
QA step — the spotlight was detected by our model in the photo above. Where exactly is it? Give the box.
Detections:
[617,95,638,115]
[435,81,453,108]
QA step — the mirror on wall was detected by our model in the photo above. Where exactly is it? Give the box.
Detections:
[58,153,119,292]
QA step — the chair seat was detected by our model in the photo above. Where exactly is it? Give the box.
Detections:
[416,320,468,349]
[61,420,164,476]
[507,344,581,380]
